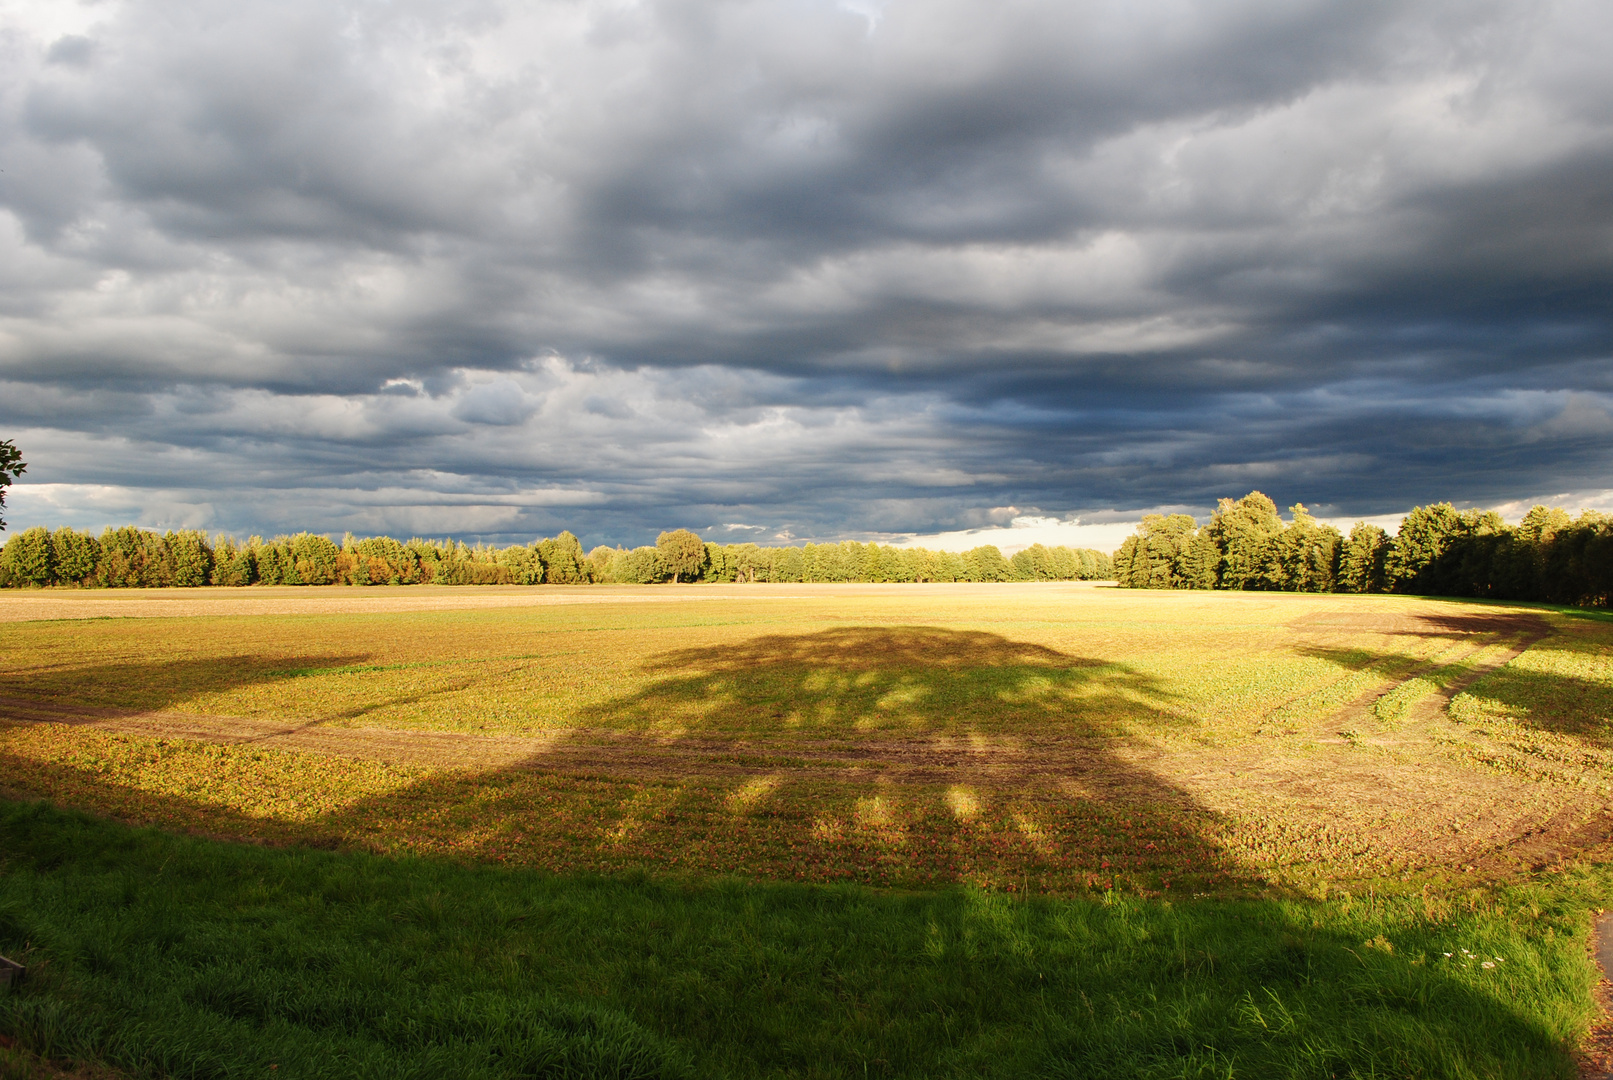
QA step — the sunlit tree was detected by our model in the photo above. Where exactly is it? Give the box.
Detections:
[655,529,706,583]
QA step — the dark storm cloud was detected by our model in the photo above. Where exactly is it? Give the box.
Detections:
[1,0,1611,544]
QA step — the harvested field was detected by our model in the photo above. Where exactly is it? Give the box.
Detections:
[2,584,1610,894]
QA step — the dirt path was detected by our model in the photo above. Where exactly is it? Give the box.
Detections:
[1580,914,1613,1080]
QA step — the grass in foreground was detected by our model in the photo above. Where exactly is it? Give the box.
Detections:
[0,799,1606,1080]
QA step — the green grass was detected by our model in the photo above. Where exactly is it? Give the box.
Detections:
[0,799,1605,1079]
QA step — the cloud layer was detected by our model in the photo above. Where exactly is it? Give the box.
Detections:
[1,0,1610,545]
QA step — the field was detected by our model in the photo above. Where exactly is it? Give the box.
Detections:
[2,583,1613,1077]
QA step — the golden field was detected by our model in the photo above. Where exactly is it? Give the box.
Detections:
[2,582,1609,895]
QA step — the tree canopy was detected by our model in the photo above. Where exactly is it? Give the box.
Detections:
[1113,490,1611,607]
[655,529,707,584]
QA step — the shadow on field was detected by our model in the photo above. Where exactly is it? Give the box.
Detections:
[571,625,1167,735]
[0,654,374,713]
[307,626,1255,893]
[0,626,1594,1076]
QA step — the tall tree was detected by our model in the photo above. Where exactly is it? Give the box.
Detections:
[0,439,24,533]
[1262,505,1342,592]
[1338,523,1390,593]
[655,529,706,583]
[1207,492,1284,589]
[1116,514,1201,589]
[1385,503,1475,594]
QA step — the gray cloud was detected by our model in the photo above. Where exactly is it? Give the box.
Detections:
[1,0,1610,545]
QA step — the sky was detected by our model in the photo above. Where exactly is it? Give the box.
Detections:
[1,0,1610,553]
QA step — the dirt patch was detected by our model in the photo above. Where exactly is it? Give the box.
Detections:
[1580,913,1613,1080]
[0,696,554,769]
[1316,620,1549,735]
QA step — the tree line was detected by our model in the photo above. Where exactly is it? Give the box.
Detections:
[0,524,1112,588]
[1114,491,1613,607]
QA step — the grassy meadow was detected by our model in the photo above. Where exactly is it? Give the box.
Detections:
[2,582,1613,1077]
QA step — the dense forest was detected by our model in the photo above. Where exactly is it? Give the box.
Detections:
[0,525,1111,589]
[1114,491,1612,607]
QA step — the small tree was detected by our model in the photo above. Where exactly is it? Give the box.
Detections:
[0,439,25,533]
[656,529,706,583]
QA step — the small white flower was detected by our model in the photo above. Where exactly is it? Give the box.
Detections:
[1443,952,1453,957]
[1482,961,1496,969]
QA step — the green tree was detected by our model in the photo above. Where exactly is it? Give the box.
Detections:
[495,543,545,585]
[877,545,917,583]
[1260,505,1341,592]
[166,530,215,587]
[2,527,53,585]
[289,534,338,585]
[1385,504,1466,594]
[586,546,619,582]
[97,527,170,587]
[1207,492,1285,589]
[773,546,806,583]
[633,546,670,583]
[50,528,101,585]
[656,529,706,584]
[211,536,255,586]
[1115,514,1200,589]
[1337,523,1390,593]
[702,542,737,582]
[961,545,1013,582]
[730,543,769,583]
[537,532,590,584]
[1010,544,1051,581]
[0,439,23,533]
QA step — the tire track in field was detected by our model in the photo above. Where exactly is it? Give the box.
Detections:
[1312,616,1551,741]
